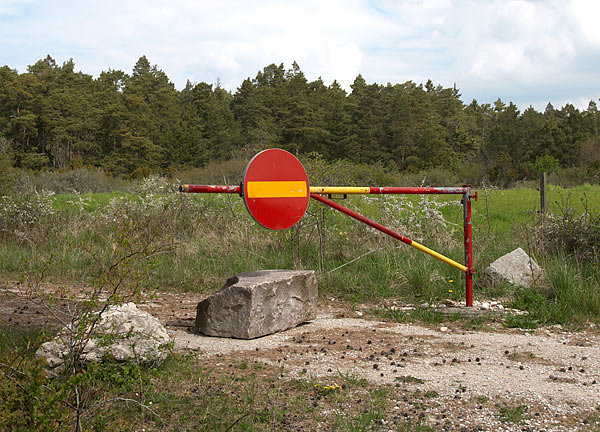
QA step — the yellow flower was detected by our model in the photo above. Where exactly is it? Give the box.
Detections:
[448,289,453,293]
[449,279,454,283]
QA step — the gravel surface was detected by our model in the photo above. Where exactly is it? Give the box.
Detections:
[3,284,600,430]
[173,313,600,406]
[171,309,600,431]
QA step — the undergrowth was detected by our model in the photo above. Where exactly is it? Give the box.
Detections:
[0,173,599,320]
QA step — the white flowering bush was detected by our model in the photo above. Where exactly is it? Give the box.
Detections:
[99,190,210,241]
[536,209,600,264]
[136,174,178,196]
[0,190,58,243]
[361,194,461,246]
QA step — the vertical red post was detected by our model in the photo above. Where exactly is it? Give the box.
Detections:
[463,187,474,306]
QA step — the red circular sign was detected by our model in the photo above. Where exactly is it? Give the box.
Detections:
[243,149,310,230]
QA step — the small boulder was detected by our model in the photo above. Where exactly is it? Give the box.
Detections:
[195,270,318,339]
[37,303,170,375]
[478,248,543,289]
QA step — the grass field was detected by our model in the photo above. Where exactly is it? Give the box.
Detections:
[1,181,599,431]
[1,183,599,316]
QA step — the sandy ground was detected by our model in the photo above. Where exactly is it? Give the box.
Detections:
[2,283,600,431]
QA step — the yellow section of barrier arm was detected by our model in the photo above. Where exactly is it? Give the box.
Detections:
[410,241,467,272]
[310,186,370,194]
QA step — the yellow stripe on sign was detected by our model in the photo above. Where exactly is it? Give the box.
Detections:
[247,181,308,198]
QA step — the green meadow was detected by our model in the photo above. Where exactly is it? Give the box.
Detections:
[1,181,598,325]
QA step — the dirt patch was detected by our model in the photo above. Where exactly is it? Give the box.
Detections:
[2,283,600,431]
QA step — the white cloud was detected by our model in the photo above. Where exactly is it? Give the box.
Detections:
[0,0,598,110]
[321,43,365,91]
[459,1,576,80]
[572,0,600,44]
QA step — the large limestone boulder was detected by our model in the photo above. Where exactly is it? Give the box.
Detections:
[37,302,170,375]
[478,248,543,289]
[195,270,318,339]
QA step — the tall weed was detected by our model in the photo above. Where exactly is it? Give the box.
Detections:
[511,254,600,325]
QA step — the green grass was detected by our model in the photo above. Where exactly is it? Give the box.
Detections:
[509,254,600,327]
[1,184,599,322]
[0,325,46,356]
[395,376,425,384]
[497,403,528,423]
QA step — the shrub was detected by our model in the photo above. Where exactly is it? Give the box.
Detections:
[534,155,560,175]
[549,167,589,188]
[171,158,247,185]
[0,327,69,431]
[536,208,600,264]
[398,168,459,187]
[0,190,58,243]
[302,154,399,186]
[29,167,131,194]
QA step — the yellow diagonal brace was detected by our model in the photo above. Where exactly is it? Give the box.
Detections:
[410,241,467,272]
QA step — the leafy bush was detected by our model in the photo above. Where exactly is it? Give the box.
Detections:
[171,158,247,185]
[302,153,399,187]
[0,357,69,431]
[536,208,600,263]
[534,155,560,175]
[549,167,590,188]
[399,168,460,187]
[100,185,208,241]
[29,167,132,194]
[0,327,69,431]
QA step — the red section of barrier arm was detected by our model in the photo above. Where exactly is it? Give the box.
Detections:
[180,184,241,194]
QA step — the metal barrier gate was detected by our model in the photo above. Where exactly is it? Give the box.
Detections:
[180,149,477,306]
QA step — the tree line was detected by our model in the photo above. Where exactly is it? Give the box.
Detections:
[1,55,599,184]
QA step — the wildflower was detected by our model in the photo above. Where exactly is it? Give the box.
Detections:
[449,279,454,283]
[448,290,453,293]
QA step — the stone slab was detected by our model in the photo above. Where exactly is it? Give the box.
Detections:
[195,270,318,339]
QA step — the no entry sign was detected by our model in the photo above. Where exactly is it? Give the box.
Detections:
[242,149,310,230]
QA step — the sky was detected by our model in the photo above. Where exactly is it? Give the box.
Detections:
[1,0,599,112]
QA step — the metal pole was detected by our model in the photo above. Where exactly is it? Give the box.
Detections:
[310,193,467,273]
[462,187,474,307]
[180,184,241,194]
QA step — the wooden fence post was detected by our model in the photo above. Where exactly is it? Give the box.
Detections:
[539,172,547,216]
